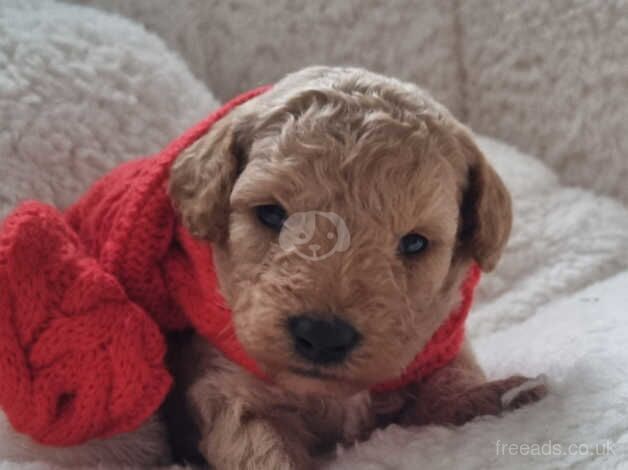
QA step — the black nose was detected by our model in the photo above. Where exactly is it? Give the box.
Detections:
[287,315,360,365]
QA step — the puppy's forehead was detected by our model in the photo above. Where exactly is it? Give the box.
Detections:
[231,68,465,234]
[233,123,460,238]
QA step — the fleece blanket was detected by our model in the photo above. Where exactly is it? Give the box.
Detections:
[1,1,628,469]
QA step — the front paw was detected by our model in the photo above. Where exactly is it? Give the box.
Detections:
[499,374,548,410]
[202,416,314,470]
[404,374,547,426]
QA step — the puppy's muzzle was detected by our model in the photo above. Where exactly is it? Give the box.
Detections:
[287,314,360,365]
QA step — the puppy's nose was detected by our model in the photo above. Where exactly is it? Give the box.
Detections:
[287,315,360,365]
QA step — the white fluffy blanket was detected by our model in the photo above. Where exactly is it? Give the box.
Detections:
[1,1,628,469]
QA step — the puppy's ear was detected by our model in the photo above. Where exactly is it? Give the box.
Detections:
[169,116,247,241]
[457,129,512,272]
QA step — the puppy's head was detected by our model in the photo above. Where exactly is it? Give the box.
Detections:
[169,67,511,396]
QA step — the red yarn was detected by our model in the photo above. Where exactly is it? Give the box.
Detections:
[0,86,480,446]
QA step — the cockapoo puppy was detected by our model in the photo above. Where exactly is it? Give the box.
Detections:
[164,66,546,469]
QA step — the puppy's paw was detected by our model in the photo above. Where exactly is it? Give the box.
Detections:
[404,374,548,427]
[500,374,548,410]
[449,374,547,425]
[202,413,315,470]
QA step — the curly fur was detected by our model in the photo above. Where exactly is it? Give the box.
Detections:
[167,66,543,469]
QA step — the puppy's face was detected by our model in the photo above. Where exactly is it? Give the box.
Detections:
[170,67,511,396]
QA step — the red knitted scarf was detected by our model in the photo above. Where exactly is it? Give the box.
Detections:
[0,87,480,446]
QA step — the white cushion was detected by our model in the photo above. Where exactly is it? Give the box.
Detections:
[0,0,218,220]
[457,1,628,206]
[472,136,628,337]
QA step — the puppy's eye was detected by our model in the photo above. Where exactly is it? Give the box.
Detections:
[399,233,428,256]
[255,204,287,231]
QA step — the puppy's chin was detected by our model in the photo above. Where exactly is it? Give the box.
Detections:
[272,369,365,398]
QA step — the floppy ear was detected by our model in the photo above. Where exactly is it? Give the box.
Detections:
[168,116,247,242]
[457,129,512,272]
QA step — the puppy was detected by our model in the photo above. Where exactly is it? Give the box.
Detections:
[165,66,546,469]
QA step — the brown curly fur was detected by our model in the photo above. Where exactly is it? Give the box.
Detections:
[166,66,546,469]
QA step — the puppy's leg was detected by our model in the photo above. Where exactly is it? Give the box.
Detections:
[200,402,313,470]
[388,341,547,426]
[175,337,315,470]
